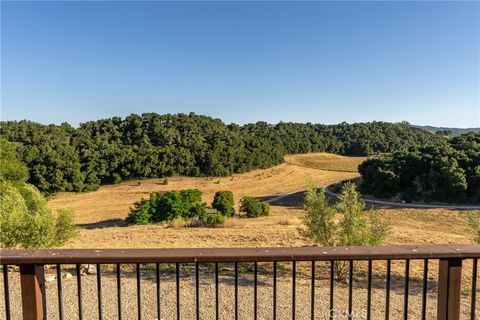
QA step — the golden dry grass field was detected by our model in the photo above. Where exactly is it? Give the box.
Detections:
[47,152,476,249]
[49,152,362,226]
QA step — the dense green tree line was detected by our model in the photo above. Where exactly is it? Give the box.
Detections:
[1,113,444,194]
[359,132,480,203]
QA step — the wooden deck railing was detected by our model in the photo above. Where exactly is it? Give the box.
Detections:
[1,244,479,320]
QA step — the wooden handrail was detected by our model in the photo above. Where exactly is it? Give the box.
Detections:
[1,244,479,264]
[1,244,478,320]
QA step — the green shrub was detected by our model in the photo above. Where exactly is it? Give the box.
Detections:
[126,198,153,225]
[301,182,389,280]
[125,189,228,227]
[240,196,269,218]
[126,189,206,224]
[182,211,225,228]
[152,192,184,222]
[212,191,234,216]
[202,213,225,227]
[179,189,203,215]
[261,202,270,216]
[188,202,208,219]
[160,178,169,185]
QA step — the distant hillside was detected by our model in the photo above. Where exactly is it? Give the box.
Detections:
[413,125,480,136]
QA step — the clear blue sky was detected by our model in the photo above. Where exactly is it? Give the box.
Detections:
[1,1,479,127]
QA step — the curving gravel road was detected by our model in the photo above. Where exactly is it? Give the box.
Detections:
[264,184,480,210]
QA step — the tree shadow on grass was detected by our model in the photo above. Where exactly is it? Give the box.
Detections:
[77,218,126,229]
[256,191,305,209]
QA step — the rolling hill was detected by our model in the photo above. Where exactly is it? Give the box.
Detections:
[413,125,480,136]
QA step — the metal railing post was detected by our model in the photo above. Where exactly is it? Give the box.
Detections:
[437,258,462,320]
[20,264,45,320]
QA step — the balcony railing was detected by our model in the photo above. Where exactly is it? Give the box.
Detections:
[1,244,479,320]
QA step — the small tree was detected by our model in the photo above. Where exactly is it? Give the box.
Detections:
[212,191,234,216]
[301,182,336,246]
[466,211,480,243]
[301,182,389,280]
[240,196,269,217]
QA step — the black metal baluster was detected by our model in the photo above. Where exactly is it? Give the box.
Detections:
[76,264,83,320]
[56,264,63,320]
[136,264,141,320]
[367,260,372,320]
[3,265,11,320]
[421,259,428,320]
[348,261,353,317]
[311,261,315,320]
[156,263,160,320]
[215,263,219,320]
[385,260,391,320]
[176,263,180,320]
[234,262,238,320]
[254,262,258,320]
[116,264,122,320]
[273,262,277,320]
[196,262,200,320]
[97,264,102,320]
[292,260,296,320]
[471,258,478,320]
[403,259,410,320]
[330,261,334,320]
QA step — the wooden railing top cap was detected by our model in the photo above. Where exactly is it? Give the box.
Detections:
[1,244,479,265]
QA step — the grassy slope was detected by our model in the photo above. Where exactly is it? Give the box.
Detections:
[47,152,474,249]
[49,152,361,225]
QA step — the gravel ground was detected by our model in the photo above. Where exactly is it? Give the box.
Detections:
[1,263,478,320]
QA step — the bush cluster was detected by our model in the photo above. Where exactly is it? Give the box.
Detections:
[212,191,235,216]
[127,189,270,226]
[126,189,206,225]
[126,189,229,227]
[198,212,225,227]
[239,196,270,217]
